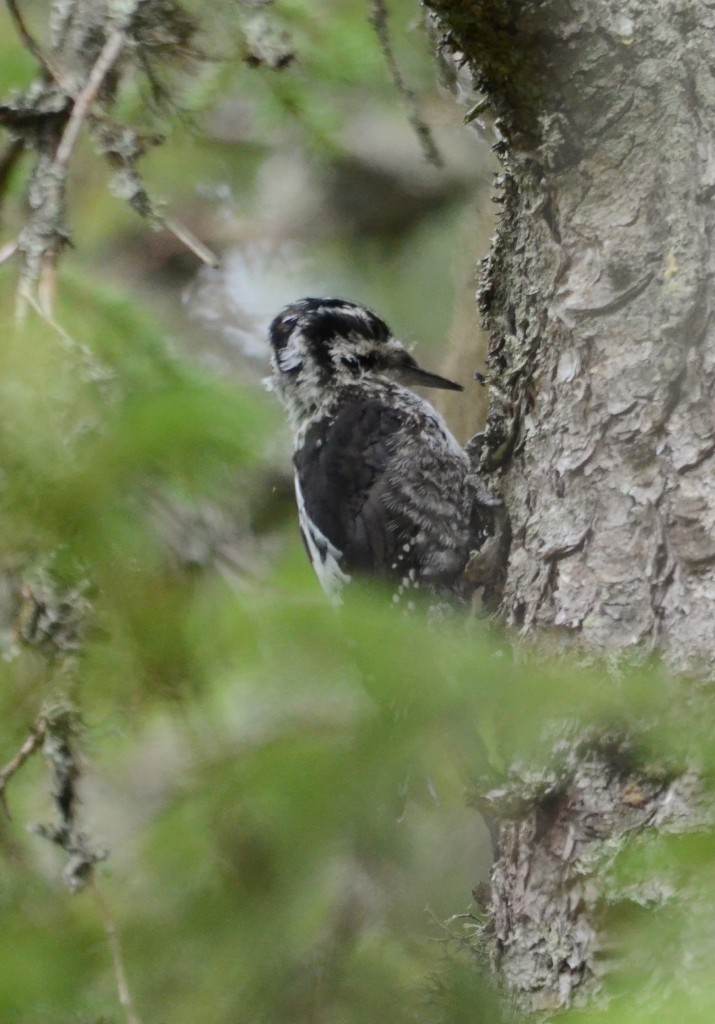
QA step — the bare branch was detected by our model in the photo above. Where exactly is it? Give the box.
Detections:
[38,249,58,315]
[368,0,443,168]
[5,0,55,78]
[0,238,18,265]
[0,137,25,208]
[92,879,144,1024]
[15,27,127,320]
[53,28,126,171]
[21,288,92,363]
[164,215,220,268]
[6,4,220,310]
[32,701,107,892]
[0,714,48,818]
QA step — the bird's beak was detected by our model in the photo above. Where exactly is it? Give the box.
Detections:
[397,362,463,392]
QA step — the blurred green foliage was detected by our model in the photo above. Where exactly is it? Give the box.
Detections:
[1,0,484,352]
[0,3,712,1024]
[0,276,711,1020]
[0,270,508,1021]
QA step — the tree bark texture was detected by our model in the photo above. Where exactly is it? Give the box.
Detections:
[424,0,715,1014]
[429,0,715,675]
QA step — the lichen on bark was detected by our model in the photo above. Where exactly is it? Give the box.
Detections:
[426,0,715,1013]
[431,0,715,673]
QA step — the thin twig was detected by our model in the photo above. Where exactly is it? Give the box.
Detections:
[21,276,117,393]
[0,715,48,818]
[164,215,220,268]
[0,238,18,265]
[5,0,78,95]
[5,0,56,79]
[368,0,443,167]
[38,250,58,316]
[54,28,127,171]
[15,270,33,324]
[15,28,127,322]
[92,879,144,1024]
[23,288,79,350]
[0,137,25,208]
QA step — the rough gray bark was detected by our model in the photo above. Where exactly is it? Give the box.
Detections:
[477,734,704,1013]
[432,0,715,673]
[424,0,715,1013]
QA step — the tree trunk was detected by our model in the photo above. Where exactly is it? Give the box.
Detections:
[424,0,715,1012]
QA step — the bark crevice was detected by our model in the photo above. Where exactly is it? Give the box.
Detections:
[427,0,715,1013]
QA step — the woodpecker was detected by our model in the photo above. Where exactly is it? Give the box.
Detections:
[268,297,473,605]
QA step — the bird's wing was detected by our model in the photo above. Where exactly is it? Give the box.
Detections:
[294,398,414,584]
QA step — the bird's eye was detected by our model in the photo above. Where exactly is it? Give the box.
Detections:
[340,355,360,373]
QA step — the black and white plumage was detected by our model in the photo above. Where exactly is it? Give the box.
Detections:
[268,297,472,605]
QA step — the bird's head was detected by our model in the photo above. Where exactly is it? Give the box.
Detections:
[268,297,461,417]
